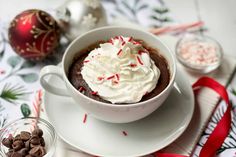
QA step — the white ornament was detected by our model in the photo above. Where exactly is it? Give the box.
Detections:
[82,13,97,28]
[83,0,100,9]
[56,0,107,41]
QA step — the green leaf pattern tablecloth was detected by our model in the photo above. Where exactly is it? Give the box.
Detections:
[1,0,236,156]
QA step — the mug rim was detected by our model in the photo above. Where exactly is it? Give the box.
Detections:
[62,26,176,107]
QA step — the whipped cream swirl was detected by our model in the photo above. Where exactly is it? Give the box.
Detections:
[81,36,160,103]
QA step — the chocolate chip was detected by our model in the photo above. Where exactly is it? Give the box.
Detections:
[11,152,23,157]
[39,146,46,156]
[25,140,30,149]
[8,148,14,152]
[2,128,47,157]
[32,129,43,137]
[30,136,40,145]
[18,148,29,156]
[6,149,13,157]
[13,134,21,142]
[39,138,45,147]
[12,140,24,151]
[30,143,40,148]
[29,146,46,157]
[20,131,31,141]
[2,137,13,148]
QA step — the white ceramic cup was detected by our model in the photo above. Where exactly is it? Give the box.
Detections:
[40,26,176,123]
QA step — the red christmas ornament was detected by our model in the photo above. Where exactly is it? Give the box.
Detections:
[8,9,61,61]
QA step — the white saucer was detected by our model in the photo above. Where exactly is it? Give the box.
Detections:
[43,68,194,157]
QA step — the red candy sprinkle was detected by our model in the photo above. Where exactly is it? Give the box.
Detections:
[117,49,122,56]
[97,76,104,81]
[130,63,137,67]
[138,50,145,55]
[109,39,113,45]
[128,37,133,42]
[115,74,120,81]
[113,80,119,84]
[79,86,85,92]
[91,91,98,95]
[83,60,90,63]
[122,131,128,136]
[122,41,126,46]
[137,56,143,65]
[83,114,87,123]
[144,92,149,96]
[107,75,115,80]
[0,69,5,74]
[133,41,141,45]
[119,36,124,41]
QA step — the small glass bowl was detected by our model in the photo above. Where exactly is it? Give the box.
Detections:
[0,117,57,157]
[176,33,223,74]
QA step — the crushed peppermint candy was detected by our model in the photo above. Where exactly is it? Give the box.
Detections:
[130,63,137,67]
[136,56,143,65]
[177,36,221,67]
[97,76,104,81]
[83,113,87,123]
[119,36,124,41]
[122,131,128,136]
[83,60,90,63]
[144,92,149,96]
[79,86,86,92]
[107,75,115,80]
[117,49,122,56]
[115,74,120,81]
[121,41,126,46]
[108,39,113,45]
[113,80,119,84]
[128,37,133,42]
[91,91,98,95]
[138,50,144,55]
[133,41,141,45]
[81,36,160,103]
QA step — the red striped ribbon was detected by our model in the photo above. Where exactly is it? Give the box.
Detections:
[155,77,232,157]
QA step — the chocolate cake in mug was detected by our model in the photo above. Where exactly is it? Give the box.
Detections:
[39,27,176,123]
[68,36,170,104]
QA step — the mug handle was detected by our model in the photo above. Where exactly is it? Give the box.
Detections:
[40,65,69,96]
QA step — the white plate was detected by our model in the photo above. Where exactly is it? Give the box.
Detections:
[43,68,194,157]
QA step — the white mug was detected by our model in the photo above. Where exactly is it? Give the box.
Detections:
[40,26,176,123]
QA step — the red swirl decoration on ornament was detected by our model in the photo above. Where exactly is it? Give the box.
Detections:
[8,9,61,60]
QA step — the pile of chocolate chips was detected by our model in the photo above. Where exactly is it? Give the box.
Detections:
[1,128,46,157]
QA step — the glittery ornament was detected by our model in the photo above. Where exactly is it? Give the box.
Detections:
[56,0,107,41]
[8,9,61,61]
